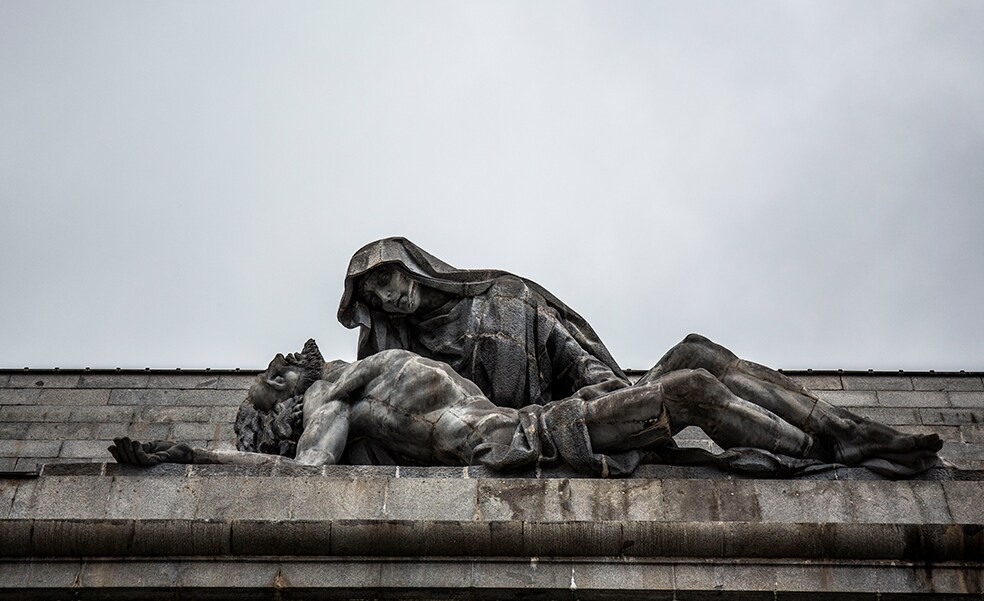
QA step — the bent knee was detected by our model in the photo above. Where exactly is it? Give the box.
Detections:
[682,333,714,346]
[660,367,723,397]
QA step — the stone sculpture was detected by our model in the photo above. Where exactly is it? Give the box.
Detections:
[108,339,834,476]
[110,238,942,476]
[333,237,942,476]
[110,238,942,477]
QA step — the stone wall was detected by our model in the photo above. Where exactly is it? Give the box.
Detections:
[2,368,983,599]
[1,368,982,472]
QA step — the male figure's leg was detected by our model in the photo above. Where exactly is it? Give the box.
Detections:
[639,334,941,465]
[585,368,820,459]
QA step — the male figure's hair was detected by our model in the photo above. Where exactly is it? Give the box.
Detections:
[234,339,327,457]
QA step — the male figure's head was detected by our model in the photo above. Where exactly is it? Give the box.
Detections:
[247,338,326,410]
[237,339,327,456]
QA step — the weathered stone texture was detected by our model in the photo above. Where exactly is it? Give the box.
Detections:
[2,369,983,475]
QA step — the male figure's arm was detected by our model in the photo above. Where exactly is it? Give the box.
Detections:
[109,437,296,466]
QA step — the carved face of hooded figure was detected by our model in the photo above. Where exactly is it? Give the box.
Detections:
[360,266,422,315]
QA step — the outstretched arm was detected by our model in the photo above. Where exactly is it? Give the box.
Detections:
[109,437,298,467]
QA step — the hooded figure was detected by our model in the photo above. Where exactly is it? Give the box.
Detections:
[336,238,943,477]
[338,237,630,409]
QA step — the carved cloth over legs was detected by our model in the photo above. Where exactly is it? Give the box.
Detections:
[472,400,673,477]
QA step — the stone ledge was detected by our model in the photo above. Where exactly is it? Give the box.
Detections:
[3,473,983,561]
[2,519,983,561]
[0,558,981,599]
[29,461,977,481]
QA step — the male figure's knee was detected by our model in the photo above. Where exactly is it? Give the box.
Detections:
[683,333,713,346]
[661,367,718,400]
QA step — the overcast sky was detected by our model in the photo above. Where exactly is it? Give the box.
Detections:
[1,1,981,371]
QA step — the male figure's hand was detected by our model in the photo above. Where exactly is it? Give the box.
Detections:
[109,437,193,465]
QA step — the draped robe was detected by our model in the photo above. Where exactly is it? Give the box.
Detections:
[338,238,630,409]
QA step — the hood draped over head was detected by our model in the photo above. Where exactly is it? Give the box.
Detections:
[338,237,627,408]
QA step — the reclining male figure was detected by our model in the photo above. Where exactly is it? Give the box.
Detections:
[111,339,940,476]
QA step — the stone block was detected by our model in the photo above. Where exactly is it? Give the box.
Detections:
[109,388,244,406]
[920,408,984,426]
[942,481,984,523]
[0,478,25,519]
[8,373,80,388]
[0,423,29,439]
[713,479,763,521]
[9,479,40,519]
[40,463,104,476]
[660,479,722,521]
[940,441,984,469]
[850,407,924,426]
[0,457,16,471]
[37,388,109,406]
[378,558,473,589]
[0,389,41,405]
[564,559,676,591]
[842,374,913,391]
[0,405,65,422]
[80,558,179,587]
[106,475,201,520]
[673,559,778,593]
[754,480,852,523]
[332,521,501,557]
[789,373,843,390]
[0,519,32,557]
[217,374,257,389]
[895,424,961,441]
[525,521,624,556]
[31,519,133,556]
[68,405,136,423]
[98,421,172,440]
[0,559,81,589]
[671,425,710,441]
[960,425,984,442]
[950,391,984,407]
[282,559,381,588]
[720,522,824,559]
[196,476,292,521]
[79,372,150,388]
[0,374,8,387]
[913,375,984,392]
[478,479,564,521]
[146,373,219,389]
[232,520,332,556]
[849,481,952,524]
[171,422,220,441]
[821,523,908,560]
[211,405,240,424]
[25,422,98,440]
[383,477,478,520]
[625,521,724,558]
[175,559,280,588]
[566,478,663,522]
[139,405,213,423]
[468,558,536,589]
[31,476,113,519]
[13,458,48,471]
[59,440,116,459]
[877,390,948,407]
[291,476,387,520]
[0,440,62,457]
[104,461,189,478]
[396,465,469,478]
[816,390,878,407]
